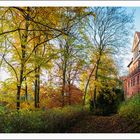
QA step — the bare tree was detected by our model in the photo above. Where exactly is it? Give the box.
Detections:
[83,7,134,108]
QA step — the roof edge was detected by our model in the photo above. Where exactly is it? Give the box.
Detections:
[127,59,133,67]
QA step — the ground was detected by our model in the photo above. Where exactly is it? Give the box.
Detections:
[66,114,140,133]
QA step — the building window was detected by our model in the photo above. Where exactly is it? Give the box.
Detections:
[131,77,136,86]
[131,79,133,87]
[128,81,130,87]
[137,75,139,84]
[138,61,140,70]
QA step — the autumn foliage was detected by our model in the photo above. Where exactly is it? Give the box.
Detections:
[0,7,133,113]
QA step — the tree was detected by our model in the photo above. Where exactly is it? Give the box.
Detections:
[0,7,94,109]
[54,7,93,106]
[82,7,134,108]
[0,7,133,112]
[0,7,69,110]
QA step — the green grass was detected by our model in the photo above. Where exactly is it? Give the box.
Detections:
[118,94,140,121]
[0,105,88,133]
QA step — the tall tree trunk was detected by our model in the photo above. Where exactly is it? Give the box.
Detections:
[61,42,68,107]
[37,67,40,107]
[34,42,40,108]
[16,7,29,110]
[68,77,71,105]
[34,66,40,108]
[25,77,28,101]
[16,46,25,110]
[92,52,102,109]
[61,65,66,107]
[16,85,21,110]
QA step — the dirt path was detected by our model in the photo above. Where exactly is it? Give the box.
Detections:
[67,114,138,133]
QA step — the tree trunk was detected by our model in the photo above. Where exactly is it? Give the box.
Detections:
[68,80,71,105]
[25,77,28,101]
[16,7,29,110]
[34,43,40,108]
[16,85,21,110]
[16,61,24,110]
[83,65,96,106]
[34,66,40,108]
[61,58,67,107]
[92,53,102,109]
[61,72,66,107]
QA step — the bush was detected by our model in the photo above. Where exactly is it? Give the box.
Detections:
[0,106,6,132]
[3,110,44,133]
[118,94,140,121]
[90,89,123,115]
[0,105,88,133]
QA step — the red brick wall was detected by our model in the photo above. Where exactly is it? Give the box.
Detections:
[124,32,140,98]
[125,72,140,98]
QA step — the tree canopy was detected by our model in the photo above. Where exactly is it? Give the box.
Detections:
[0,7,134,110]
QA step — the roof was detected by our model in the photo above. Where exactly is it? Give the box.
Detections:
[136,31,140,39]
[132,32,140,52]
[119,76,127,81]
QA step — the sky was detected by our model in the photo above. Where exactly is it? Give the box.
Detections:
[121,7,140,76]
[132,8,140,32]
[0,7,140,81]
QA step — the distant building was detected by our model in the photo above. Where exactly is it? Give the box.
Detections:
[124,32,140,98]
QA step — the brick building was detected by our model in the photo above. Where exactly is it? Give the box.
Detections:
[124,32,140,98]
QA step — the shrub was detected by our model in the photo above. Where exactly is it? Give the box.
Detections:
[0,105,88,133]
[0,106,6,132]
[3,110,44,133]
[118,94,140,121]
[90,89,123,115]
